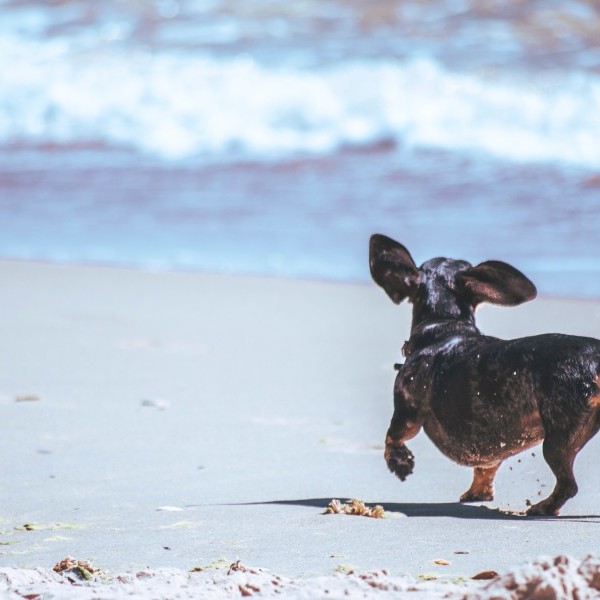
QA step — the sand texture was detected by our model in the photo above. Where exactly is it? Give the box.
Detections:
[1,261,600,596]
[2,555,600,599]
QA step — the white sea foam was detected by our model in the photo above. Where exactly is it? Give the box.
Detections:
[1,34,599,166]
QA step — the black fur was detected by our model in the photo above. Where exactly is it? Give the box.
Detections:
[370,234,600,516]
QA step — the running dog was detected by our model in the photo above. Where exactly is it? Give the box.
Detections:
[370,233,600,516]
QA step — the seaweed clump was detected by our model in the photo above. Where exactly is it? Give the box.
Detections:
[53,556,101,580]
[323,499,385,518]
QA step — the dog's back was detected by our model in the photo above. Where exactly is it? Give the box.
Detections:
[403,330,600,467]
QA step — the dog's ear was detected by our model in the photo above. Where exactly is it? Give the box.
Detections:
[456,260,537,307]
[369,234,420,304]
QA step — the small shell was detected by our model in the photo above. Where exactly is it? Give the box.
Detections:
[472,570,500,580]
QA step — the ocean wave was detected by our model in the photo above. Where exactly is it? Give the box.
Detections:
[1,34,599,167]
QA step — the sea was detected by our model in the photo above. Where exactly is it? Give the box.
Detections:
[0,0,599,297]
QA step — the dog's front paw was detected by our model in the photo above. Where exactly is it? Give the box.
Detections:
[385,443,414,481]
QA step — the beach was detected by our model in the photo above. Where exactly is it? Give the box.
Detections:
[1,260,600,598]
[1,0,600,596]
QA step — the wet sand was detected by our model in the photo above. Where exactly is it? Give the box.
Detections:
[1,260,599,597]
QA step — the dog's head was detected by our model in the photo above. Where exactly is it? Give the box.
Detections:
[369,234,537,328]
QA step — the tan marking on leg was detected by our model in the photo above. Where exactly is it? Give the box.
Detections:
[460,464,500,503]
[395,420,422,442]
[384,420,421,462]
[521,409,542,428]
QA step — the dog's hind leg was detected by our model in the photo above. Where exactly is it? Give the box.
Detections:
[527,409,600,516]
[460,463,501,503]
[385,386,423,482]
[526,435,578,516]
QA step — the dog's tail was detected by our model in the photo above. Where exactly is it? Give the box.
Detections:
[590,374,600,408]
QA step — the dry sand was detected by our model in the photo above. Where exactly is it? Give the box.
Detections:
[1,260,600,598]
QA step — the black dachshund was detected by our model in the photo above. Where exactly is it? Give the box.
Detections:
[370,234,600,516]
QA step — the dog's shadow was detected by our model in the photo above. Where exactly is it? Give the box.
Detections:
[233,498,600,522]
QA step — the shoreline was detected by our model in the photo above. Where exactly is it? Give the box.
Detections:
[0,257,598,304]
[1,260,599,593]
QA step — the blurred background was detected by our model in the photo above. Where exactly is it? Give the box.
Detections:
[0,0,599,297]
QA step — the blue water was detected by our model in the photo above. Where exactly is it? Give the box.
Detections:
[0,0,599,297]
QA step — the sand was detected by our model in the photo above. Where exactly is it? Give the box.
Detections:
[1,260,600,598]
